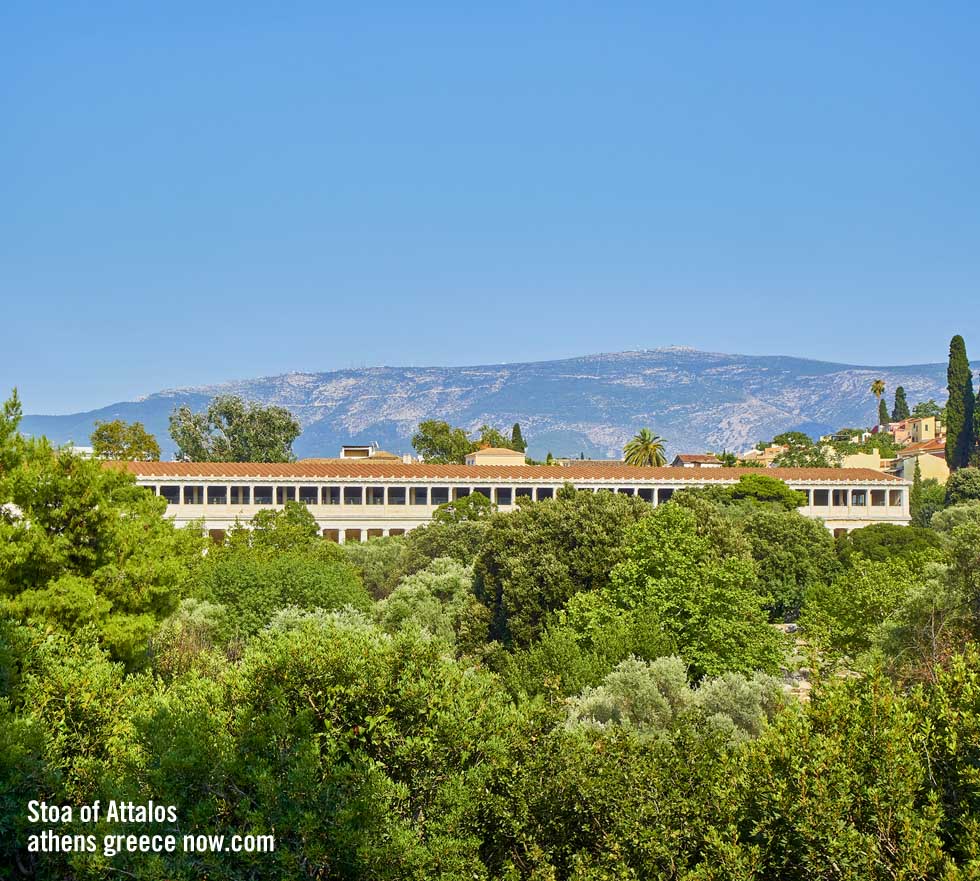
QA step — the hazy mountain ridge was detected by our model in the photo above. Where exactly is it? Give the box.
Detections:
[21,349,964,460]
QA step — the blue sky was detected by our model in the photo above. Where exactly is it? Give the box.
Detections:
[2,2,979,413]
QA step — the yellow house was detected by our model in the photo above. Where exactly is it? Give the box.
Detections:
[889,439,949,483]
[827,448,886,471]
[464,447,527,466]
[907,417,942,444]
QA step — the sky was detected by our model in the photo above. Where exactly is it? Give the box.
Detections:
[2,2,979,414]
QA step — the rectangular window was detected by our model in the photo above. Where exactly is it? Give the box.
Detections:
[142,484,156,495]
[183,485,204,505]
[516,486,534,499]
[322,529,340,542]
[387,487,406,505]
[160,485,180,504]
[658,488,674,503]
[431,487,450,505]
[254,486,273,505]
[851,489,867,506]
[638,488,654,503]
[473,487,492,501]
[276,486,296,504]
[231,486,250,505]
[206,485,227,505]
[344,528,362,543]
[322,486,340,505]
[409,486,428,505]
[813,489,829,506]
[536,487,554,500]
[832,489,848,507]
[871,490,886,507]
[496,487,513,505]
[798,489,811,506]
[344,486,363,505]
[299,486,318,504]
[889,489,903,507]
[366,486,385,505]
[454,487,471,499]
[389,528,406,536]
[617,487,635,496]
[367,528,384,539]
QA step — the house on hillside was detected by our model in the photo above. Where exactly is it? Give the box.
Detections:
[887,438,950,483]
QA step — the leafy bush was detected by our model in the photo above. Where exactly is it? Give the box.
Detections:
[565,655,785,745]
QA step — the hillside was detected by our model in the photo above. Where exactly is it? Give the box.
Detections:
[21,348,961,460]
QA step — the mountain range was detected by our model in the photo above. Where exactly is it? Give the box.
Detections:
[21,348,964,461]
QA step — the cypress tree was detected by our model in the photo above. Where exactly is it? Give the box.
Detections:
[910,458,923,521]
[878,399,890,425]
[510,422,527,452]
[891,386,910,421]
[945,335,976,470]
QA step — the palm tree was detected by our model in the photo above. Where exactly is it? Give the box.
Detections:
[623,428,667,467]
[870,378,886,427]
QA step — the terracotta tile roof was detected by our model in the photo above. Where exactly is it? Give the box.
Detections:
[898,439,946,455]
[105,461,905,483]
[673,454,722,464]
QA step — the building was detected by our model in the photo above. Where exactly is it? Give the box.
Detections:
[108,461,911,541]
[464,447,526,466]
[739,444,788,467]
[830,448,886,471]
[671,454,722,468]
[887,439,950,483]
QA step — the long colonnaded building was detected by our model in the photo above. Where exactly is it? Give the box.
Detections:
[109,454,911,541]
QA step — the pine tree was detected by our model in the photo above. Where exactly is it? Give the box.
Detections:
[945,335,976,470]
[878,399,890,425]
[910,458,923,520]
[510,422,527,452]
[891,386,910,421]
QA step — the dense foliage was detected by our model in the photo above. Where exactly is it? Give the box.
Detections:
[4,390,980,880]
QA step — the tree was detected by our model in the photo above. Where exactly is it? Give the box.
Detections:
[739,508,840,620]
[730,474,807,510]
[411,419,476,463]
[90,419,161,460]
[912,399,943,418]
[565,656,784,745]
[769,431,836,468]
[169,395,300,462]
[511,423,527,452]
[891,386,911,421]
[588,504,785,677]
[623,428,667,467]
[879,398,890,425]
[0,440,203,665]
[475,489,651,646]
[0,388,24,473]
[945,335,976,470]
[433,490,495,523]
[870,378,887,427]
[374,557,490,655]
[945,467,980,506]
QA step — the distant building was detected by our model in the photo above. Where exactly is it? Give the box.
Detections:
[671,454,722,468]
[873,416,944,447]
[113,461,911,541]
[464,447,527,466]
[887,438,949,484]
[739,444,788,467]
